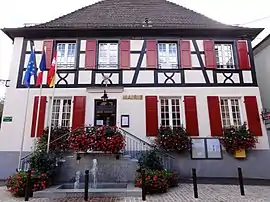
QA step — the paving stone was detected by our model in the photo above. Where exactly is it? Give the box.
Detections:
[1,184,270,202]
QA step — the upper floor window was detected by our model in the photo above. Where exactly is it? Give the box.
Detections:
[98,43,118,69]
[215,43,235,69]
[160,97,181,127]
[220,98,242,128]
[51,98,72,128]
[158,43,178,69]
[57,43,76,69]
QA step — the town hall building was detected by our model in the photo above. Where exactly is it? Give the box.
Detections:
[0,0,269,180]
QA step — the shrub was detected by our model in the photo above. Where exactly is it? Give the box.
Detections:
[220,123,258,153]
[138,150,164,171]
[155,126,191,152]
[6,170,49,197]
[135,169,170,194]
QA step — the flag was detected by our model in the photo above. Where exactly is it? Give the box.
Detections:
[36,49,47,86]
[23,50,37,88]
[47,52,57,88]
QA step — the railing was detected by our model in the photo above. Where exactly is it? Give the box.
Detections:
[19,127,83,171]
[20,126,175,171]
[119,128,175,170]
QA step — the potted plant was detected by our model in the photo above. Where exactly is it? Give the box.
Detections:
[155,126,191,152]
[220,123,258,158]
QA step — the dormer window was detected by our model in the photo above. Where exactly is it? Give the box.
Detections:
[98,42,119,69]
[56,42,76,69]
[215,43,235,69]
[158,43,178,69]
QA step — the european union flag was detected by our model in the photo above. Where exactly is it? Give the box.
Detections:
[23,50,37,88]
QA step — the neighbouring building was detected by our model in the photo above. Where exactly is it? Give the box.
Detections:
[254,34,270,110]
[0,0,269,180]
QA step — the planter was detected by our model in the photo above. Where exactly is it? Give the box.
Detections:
[234,149,246,159]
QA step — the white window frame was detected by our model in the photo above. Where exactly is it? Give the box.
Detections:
[158,43,178,69]
[56,43,76,69]
[219,97,244,128]
[158,97,185,128]
[48,97,73,128]
[215,43,235,69]
[98,42,119,69]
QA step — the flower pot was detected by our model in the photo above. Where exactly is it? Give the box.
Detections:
[234,149,246,159]
[116,154,120,160]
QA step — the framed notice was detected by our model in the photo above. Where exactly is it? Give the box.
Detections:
[191,138,222,160]
[121,115,129,128]
[206,138,222,159]
[191,138,206,159]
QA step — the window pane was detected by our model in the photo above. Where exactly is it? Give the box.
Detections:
[220,98,241,127]
[158,43,178,69]
[215,44,234,69]
[57,43,76,69]
[98,43,118,69]
[51,98,72,128]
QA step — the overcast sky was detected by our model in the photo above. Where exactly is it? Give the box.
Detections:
[0,0,269,96]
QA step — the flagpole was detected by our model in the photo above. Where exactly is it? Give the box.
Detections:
[17,87,30,170]
[34,47,46,149]
[46,52,57,153]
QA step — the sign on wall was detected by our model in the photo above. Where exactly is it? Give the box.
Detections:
[122,95,143,100]
[2,116,12,122]
[191,138,222,160]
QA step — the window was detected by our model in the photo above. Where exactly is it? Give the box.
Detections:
[220,98,242,127]
[51,98,72,128]
[98,43,118,69]
[158,43,178,68]
[160,97,181,127]
[215,43,234,69]
[57,43,76,69]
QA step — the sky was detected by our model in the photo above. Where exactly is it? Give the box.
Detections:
[0,0,269,96]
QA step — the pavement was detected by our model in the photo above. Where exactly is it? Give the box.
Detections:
[1,184,270,202]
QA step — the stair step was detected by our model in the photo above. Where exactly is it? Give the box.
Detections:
[123,155,131,158]
[130,158,138,162]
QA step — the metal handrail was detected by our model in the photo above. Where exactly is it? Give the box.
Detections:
[20,126,83,161]
[119,127,175,159]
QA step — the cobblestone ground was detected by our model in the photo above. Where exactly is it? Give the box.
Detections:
[1,184,270,202]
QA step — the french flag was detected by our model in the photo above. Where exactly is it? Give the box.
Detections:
[36,49,47,86]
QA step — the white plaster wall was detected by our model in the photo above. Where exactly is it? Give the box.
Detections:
[255,45,270,109]
[0,83,268,152]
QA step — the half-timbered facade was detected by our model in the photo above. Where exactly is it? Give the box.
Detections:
[0,0,269,179]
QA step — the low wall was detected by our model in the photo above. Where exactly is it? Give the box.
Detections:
[54,153,138,184]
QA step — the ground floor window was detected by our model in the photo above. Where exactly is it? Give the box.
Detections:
[220,98,242,127]
[159,97,182,127]
[51,98,72,127]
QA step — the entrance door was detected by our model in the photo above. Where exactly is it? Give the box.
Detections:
[94,99,117,126]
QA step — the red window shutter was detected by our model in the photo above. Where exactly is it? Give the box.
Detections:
[72,96,86,130]
[184,96,199,136]
[237,40,250,69]
[244,96,262,136]
[146,40,157,68]
[203,40,216,68]
[180,40,191,68]
[31,96,46,137]
[145,96,158,136]
[120,40,130,69]
[207,96,223,136]
[43,40,53,68]
[85,40,96,69]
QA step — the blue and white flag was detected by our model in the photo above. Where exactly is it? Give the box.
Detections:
[23,50,37,88]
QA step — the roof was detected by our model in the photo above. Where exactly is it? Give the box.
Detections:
[253,34,270,55]
[2,0,264,40]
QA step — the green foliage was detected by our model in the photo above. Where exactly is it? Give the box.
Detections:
[29,151,58,177]
[155,126,191,152]
[6,170,49,197]
[138,150,164,171]
[220,123,258,153]
[134,169,178,194]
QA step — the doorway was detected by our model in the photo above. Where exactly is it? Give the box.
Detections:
[94,99,117,126]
